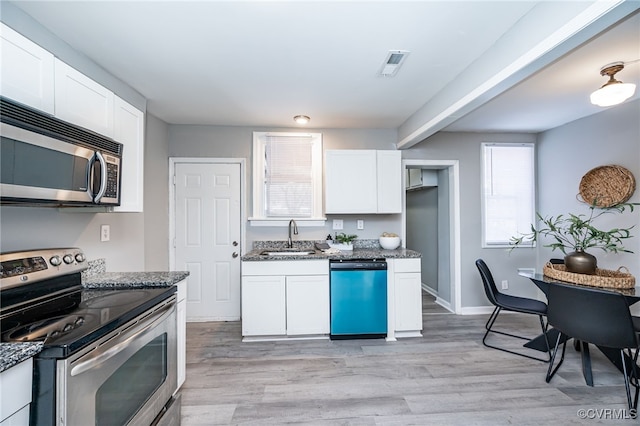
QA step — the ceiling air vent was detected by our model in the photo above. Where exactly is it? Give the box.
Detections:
[378,50,410,77]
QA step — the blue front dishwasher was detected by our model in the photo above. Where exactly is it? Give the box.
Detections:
[329,259,387,339]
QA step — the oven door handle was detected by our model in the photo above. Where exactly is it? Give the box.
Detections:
[70,300,175,376]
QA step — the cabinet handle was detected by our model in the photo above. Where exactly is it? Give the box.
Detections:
[232,252,239,258]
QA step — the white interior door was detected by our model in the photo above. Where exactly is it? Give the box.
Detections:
[174,162,241,321]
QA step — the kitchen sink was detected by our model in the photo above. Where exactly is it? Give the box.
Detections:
[259,249,317,256]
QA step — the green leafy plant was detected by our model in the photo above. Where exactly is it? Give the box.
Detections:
[510,203,637,254]
[335,233,358,244]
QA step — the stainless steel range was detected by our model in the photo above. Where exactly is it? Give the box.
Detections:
[0,248,179,426]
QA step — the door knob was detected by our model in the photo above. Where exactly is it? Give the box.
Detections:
[232,252,239,258]
[232,241,238,246]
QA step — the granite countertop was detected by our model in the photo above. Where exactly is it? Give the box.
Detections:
[1,264,189,372]
[242,239,421,261]
[0,342,43,373]
[82,271,190,289]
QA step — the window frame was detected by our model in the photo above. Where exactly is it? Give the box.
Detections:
[250,131,325,226]
[481,142,536,248]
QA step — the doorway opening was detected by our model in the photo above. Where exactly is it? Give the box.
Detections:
[402,159,460,314]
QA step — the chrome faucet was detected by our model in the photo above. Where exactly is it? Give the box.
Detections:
[288,219,298,248]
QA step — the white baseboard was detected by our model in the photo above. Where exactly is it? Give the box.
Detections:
[459,306,497,315]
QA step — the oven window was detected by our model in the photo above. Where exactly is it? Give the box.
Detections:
[95,333,167,426]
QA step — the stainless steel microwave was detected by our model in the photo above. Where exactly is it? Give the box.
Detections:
[0,97,123,207]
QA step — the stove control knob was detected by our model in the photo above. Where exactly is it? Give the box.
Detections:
[50,256,62,266]
[63,254,74,264]
[75,253,86,263]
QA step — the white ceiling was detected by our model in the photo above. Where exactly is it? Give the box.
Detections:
[8,1,640,148]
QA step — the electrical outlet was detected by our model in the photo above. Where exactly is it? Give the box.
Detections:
[501,280,508,290]
[100,225,110,242]
[357,219,364,230]
[332,219,343,230]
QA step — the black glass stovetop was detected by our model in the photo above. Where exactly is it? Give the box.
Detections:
[0,275,176,358]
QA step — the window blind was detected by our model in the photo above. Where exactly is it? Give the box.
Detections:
[482,144,535,246]
[264,135,313,217]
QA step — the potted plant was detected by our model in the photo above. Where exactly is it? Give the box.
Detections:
[510,202,637,274]
[335,232,358,245]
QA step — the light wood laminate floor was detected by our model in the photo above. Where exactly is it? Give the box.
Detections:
[181,292,637,425]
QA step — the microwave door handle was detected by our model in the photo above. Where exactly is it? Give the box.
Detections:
[92,151,108,203]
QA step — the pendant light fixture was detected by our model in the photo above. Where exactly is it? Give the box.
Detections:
[293,115,310,125]
[590,62,636,107]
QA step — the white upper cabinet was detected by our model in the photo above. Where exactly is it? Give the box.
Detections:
[114,96,145,212]
[0,23,55,114]
[376,150,402,213]
[54,59,115,138]
[325,149,401,214]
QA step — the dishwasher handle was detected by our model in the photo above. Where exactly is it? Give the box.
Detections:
[330,260,387,270]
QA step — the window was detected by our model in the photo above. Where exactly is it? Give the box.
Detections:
[251,132,324,225]
[481,143,535,247]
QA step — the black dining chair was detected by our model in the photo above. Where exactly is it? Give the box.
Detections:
[475,259,551,362]
[545,282,639,410]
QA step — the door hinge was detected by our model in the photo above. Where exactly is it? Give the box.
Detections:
[172,175,176,185]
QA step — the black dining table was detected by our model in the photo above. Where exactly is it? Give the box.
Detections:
[519,270,640,386]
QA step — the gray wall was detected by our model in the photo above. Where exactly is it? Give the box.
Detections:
[168,125,404,249]
[0,6,148,271]
[437,168,451,302]
[403,133,538,308]
[406,187,439,290]
[0,207,146,271]
[144,114,171,270]
[401,99,639,310]
[537,99,640,277]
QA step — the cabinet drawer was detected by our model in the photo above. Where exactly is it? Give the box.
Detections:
[392,258,421,273]
[242,260,328,276]
[0,358,32,423]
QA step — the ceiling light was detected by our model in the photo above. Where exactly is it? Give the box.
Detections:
[590,62,636,107]
[378,50,410,77]
[293,115,310,125]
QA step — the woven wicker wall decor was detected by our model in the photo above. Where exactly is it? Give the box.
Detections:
[578,165,636,208]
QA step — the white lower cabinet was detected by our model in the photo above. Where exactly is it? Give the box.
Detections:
[388,258,423,337]
[286,275,330,335]
[241,260,329,339]
[0,358,33,425]
[242,275,287,336]
[176,279,187,390]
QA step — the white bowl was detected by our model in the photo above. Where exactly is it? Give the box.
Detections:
[379,236,400,250]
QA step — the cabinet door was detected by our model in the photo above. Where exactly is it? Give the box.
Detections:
[175,280,187,390]
[286,275,329,335]
[54,59,114,137]
[0,23,54,114]
[325,150,377,213]
[113,97,145,212]
[241,276,286,336]
[0,358,32,424]
[377,150,402,213]
[394,272,423,332]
